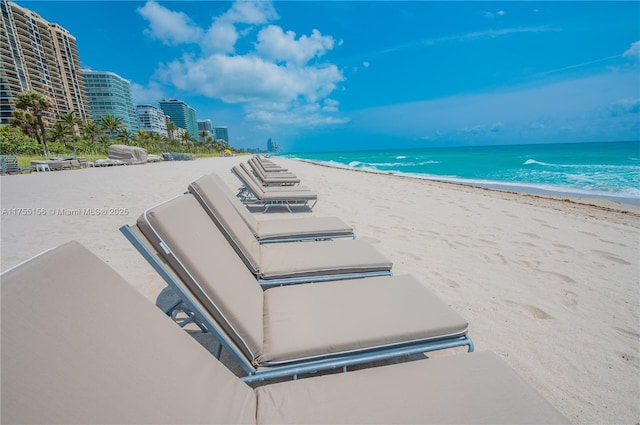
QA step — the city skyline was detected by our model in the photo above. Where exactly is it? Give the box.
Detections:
[12,1,640,152]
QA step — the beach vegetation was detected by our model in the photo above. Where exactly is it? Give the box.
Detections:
[14,90,53,156]
[5,89,243,159]
[3,111,243,162]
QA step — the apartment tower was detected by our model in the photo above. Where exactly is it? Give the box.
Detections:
[0,0,89,125]
[159,98,198,140]
[82,69,138,132]
[137,104,168,137]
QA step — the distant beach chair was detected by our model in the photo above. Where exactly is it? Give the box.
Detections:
[0,155,25,175]
[231,164,317,212]
[189,173,354,243]
[2,241,567,424]
[254,155,289,172]
[247,157,299,185]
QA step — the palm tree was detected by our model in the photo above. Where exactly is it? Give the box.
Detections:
[81,120,102,153]
[15,89,53,155]
[166,122,178,140]
[117,128,134,145]
[58,110,82,155]
[179,131,192,145]
[100,114,123,140]
[9,109,38,138]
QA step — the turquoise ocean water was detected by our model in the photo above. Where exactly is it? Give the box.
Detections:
[282,141,640,205]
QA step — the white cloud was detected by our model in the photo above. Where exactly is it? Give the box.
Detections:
[202,22,238,54]
[131,81,165,104]
[623,40,640,59]
[139,0,345,131]
[158,53,343,104]
[138,1,203,45]
[255,26,335,65]
[362,61,370,68]
[485,10,505,18]
[220,1,278,25]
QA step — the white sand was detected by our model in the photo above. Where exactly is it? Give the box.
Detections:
[1,156,638,424]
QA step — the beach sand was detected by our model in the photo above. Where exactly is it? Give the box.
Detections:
[1,156,638,424]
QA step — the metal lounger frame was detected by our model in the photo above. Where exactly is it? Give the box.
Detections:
[121,224,474,383]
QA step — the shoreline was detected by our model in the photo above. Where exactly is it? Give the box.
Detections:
[293,158,640,208]
[1,156,639,424]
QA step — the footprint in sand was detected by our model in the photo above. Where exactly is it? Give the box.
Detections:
[591,250,631,265]
[558,290,578,312]
[614,327,640,340]
[505,300,554,320]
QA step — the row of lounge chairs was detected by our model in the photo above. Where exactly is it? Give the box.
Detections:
[232,157,318,211]
[1,157,568,424]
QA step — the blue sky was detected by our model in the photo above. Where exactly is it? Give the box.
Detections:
[20,1,640,152]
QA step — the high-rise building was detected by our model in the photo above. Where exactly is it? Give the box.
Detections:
[197,119,212,136]
[159,98,198,140]
[213,126,229,142]
[0,0,89,126]
[82,69,138,132]
[137,104,167,137]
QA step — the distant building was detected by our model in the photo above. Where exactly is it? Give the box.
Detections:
[136,104,167,137]
[213,126,229,142]
[82,69,138,132]
[197,119,213,140]
[0,0,89,126]
[159,99,198,140]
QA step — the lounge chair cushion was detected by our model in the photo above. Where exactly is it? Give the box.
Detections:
[258,239,392,281]
[261,275,468,363]
[255,350,568,424]
[137,195,265,360]
[190,173,352,241]
[1,241,257,425]
[190,173,262,235]
[187,175,263,274]
[256,217,353,240]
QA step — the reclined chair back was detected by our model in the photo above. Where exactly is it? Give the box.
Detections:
[191,173,262,237]
[188,175,263,272]
[137,195,265,362]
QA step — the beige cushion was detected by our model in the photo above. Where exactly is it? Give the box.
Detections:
[190,173,352,241]
[191,173,261,236]
[259,239,392,281]
[187,176,263,273]
[256,350,568,424]
[261,275,468,363]
[1,241,257,425]
[137,195,264,360]
[257,217,353,241]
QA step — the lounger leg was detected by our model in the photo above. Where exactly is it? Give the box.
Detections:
[214,343,223,359]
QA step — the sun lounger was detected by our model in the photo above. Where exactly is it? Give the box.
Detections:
[189,173,354,243]
[247,156,297,177]
[121,206,474,379]
[2,241,568,424]
[254,155,288,171]
[240,161,310,191]
[248,157,300,185]
[250,156,296,175]
[136,194,391,286]
[232,164,318,212]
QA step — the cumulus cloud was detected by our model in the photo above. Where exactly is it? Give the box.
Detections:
[138,1,203,45]
[131,81,165,104]
[255,26,335,65]
[138,0,344,130]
